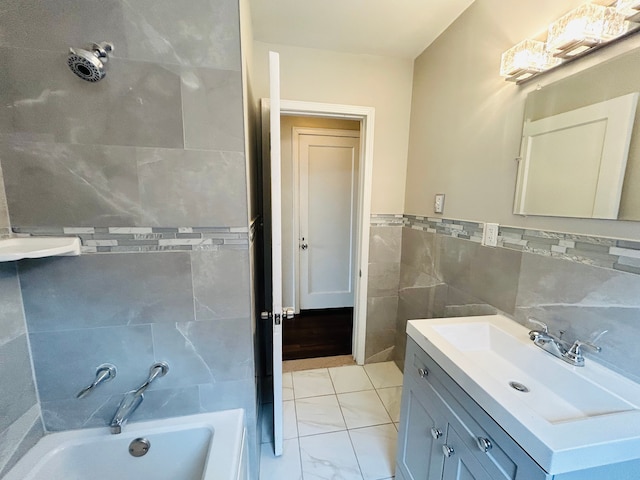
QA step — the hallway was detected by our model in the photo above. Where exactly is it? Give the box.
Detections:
[260,362,403,479]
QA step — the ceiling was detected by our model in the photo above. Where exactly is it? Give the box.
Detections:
[249,0,476,59]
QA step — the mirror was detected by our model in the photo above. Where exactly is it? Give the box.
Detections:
[514,45,640,221]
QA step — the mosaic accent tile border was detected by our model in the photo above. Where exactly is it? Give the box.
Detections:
[369,214,407,227]
[371,214,640,276]
[12,226,249,254]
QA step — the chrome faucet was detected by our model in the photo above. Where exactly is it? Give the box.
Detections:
[527,318,602,367]
[110,362,169,434]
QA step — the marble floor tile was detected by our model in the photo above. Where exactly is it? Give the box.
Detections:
[338,390,392,429]
[349,424,398,480]
[329,365,374,393]
[283,372,294,401]
[364,362,404,389]
[296,395,346,437]
[299,431,363,480]
[377,386,402,422]
[292,368,335,398]
[284,400,298,440]
[260,438,302,480]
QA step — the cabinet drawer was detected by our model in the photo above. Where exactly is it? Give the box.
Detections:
[406,338,547,480]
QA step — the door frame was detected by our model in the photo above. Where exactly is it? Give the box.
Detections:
[261,100,375,365]
[292,127,361,313]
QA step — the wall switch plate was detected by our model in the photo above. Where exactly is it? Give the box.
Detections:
[434,194,445,214]
[482,223,499,247]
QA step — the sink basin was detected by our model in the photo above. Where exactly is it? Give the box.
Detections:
[431,321,636,424]
[407,315,640,474]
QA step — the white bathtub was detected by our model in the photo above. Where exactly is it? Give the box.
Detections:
[3,409,247,480]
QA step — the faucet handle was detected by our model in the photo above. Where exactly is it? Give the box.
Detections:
[77,364,117,399]
[565,340,601,367]
[527,317,548,333]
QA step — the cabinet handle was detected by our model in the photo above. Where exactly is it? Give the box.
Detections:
[430,427,443,440]
[476,437,492,453]
[417,367,428,378]
[442,445,455,458]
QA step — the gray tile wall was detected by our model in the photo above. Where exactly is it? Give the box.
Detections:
[0,263,44,477]
[370,216,640,382]
[0,0,258,476]
[366,226,402,363]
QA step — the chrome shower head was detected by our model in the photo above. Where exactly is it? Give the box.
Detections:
[67,42,114,82]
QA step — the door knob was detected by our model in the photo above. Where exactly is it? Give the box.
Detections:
[442,445,455,458]
[476,437,492,453]
[300,243,308,250]
[430,427,443,440]
[283,308,295,319]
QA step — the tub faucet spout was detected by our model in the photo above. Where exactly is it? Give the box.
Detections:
[110,362,169,434]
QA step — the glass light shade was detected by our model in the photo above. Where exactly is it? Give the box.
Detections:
[500,39,561,81]
[546,4,627,57]
[617,0,640,21]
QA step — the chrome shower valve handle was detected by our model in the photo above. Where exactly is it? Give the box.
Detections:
[77,363,117,399]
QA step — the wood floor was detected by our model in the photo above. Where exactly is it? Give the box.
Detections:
[282,307,353,360]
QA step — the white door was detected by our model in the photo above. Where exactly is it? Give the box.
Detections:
[268,51,284,457]
[298,133,360,310]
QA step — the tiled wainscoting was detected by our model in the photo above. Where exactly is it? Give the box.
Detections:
[367,215,640,383]
[260,362,403,480]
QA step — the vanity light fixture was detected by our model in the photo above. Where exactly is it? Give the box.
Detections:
[617,0,640,22]
[500,39,561,82]
[546,4,627,58]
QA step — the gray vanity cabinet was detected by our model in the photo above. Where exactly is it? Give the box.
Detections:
[396,338,549,480]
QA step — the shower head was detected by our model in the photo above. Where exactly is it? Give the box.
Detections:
[67,42,114,82]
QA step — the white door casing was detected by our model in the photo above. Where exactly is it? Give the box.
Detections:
[261,99,375,366]
[295,129,360,310]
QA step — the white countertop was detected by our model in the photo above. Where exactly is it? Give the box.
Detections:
[407,315,640,474]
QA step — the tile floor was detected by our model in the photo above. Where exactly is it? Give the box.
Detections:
[260,361,403,480]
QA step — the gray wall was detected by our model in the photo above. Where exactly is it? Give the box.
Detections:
[390,224,640,384]
[0,0,259,475]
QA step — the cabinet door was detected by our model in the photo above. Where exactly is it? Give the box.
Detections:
[442,424,493,480]
[397,379,447,480]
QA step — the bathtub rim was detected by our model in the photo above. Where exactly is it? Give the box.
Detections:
[2,408,245,480]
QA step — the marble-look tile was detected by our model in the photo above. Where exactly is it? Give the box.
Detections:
[283,400,299,440]
[181,68,244,152]
[0,162,9,232]
[0,263,25,346]
[377,387,402,423]
[19,253,194,331]
[41,393,121,431]
[0,405,43,477]
[167,319,254,383]
[121,0,241,70]
[283,372,294,401]
[366,347,395,365]
[260,438,302,480]
[191,249,251,321]
[127,386,202,422]
[0,139,141,226]
[292,369,335,399]
[198,378,256,415]
[328,366,374,394]
[365,296,398,361]
[349,424,397,480]
[337,391,392,429]
[31,325,154,403]
[137,149,247,227]
[399,264,442,290]
[368,226,402,264]
[401,228,436,277]
[364,362,403,389]
[470,244,522,315]
[296,395,346,437]
[0,335,38,432]
[516,253,640,382]
[367,262,400,298]
[299,431,362,480]
[0,0,128,56]
[0,47,184,148]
